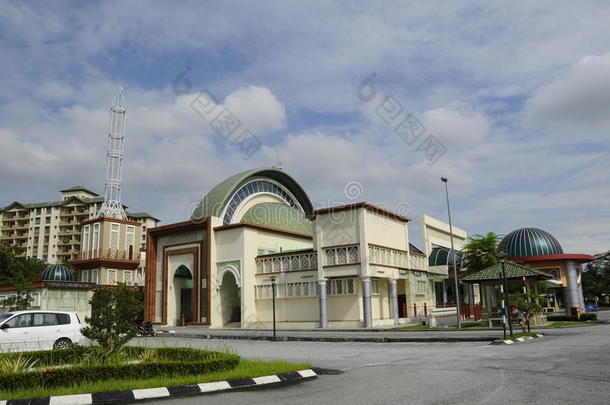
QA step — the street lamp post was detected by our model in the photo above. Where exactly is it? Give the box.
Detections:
[499,253,513,337]
[270,276,277,341]
[441,177,461,328]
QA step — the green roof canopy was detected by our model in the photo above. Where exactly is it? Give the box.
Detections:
[461,261,551,283]
[60,185,99,196]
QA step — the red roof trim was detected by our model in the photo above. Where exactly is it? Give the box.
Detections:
[511,254,595,263]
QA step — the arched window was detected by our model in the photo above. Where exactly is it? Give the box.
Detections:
[222,179,302,224]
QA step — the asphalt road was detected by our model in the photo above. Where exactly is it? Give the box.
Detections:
[139,321,610,405]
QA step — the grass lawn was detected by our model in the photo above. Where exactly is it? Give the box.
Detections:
[538,321,593,328]
[0,359,310,400]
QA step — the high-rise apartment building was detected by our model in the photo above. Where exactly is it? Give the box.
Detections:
[0,186,159,276]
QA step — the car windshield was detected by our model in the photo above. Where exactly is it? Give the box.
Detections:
[0,313,13,323]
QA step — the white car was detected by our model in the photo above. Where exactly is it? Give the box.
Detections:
[0,310,86,352]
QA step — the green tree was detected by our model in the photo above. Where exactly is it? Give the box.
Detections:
[461,232,501,275]
[81,285,143,356]
[583,250,610,302]
[510,291,543,332]
[0,243,46,310]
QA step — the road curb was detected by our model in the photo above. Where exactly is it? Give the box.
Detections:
[491,334,545,345]
[158,332,496,343]
[1,369,319,405]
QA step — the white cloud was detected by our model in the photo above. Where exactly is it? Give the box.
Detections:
[223,86,286,135]
[525,52,610,137]
[420,106,490,147]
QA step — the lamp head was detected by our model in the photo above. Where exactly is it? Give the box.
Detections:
[441,177,448,183]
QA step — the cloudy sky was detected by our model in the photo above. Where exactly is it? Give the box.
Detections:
[1,1,609,253]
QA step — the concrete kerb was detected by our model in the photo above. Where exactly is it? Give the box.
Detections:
[157,331,497,343]
[2,369,322,405]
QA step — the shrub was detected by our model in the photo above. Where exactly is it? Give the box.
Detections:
[0,355,38,374]
[0,347,240,391]
[81,285,143,356]
[547,313,597,322]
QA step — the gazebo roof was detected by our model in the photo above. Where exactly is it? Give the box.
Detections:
[461,261,551,283]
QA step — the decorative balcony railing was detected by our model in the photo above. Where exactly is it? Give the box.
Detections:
[73,248,140,261]
[323,244,359,266]
[368,244,432,273]
[409,252,428,272]
[369,244,409,268]
[256,250,317,274]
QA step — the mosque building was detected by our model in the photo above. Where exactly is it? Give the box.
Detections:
[498,228,594,312]
[144,168,464,328]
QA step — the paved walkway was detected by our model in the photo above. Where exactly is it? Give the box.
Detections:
[157,311,609,342]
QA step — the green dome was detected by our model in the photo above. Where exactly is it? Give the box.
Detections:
[499,228,563,258]
[241,202,313,235]
[191,168,313,224]
[428,247,463,270]
[41,264,74,281]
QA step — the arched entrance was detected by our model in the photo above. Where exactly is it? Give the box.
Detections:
[173,265,192,325]
[220,271,241,326]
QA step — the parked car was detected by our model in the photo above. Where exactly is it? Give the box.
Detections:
[0,310,86,352]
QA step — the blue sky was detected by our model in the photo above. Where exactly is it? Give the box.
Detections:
[0,1,609,253]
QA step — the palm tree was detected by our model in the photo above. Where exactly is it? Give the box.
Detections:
[461,232,501,275]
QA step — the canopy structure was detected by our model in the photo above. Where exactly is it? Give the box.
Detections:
[461,261,551,284]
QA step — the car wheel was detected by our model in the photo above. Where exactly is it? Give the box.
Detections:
[53,338,72,350]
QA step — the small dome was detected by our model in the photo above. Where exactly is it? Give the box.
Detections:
[240,202,313,235]
[41,264,74,281]
[428,247,463,270]
[499,228,563,258]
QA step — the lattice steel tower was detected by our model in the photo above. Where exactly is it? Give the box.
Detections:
[98,86,128,219]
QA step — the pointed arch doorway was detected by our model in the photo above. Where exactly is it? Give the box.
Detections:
[220,267,241,327]
[173,265,193,325]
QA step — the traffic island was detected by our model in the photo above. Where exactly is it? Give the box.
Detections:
[492,333,545,345]
[0,369,319,405]
[0,346,312,402]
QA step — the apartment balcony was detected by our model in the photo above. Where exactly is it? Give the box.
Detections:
[255,249,318,274]
[71,248,141,270]
[58,229,80,237]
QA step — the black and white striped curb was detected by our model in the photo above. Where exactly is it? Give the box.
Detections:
[0,368,322,405]
[492,333,544,345]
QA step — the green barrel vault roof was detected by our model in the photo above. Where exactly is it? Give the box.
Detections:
[428,247,464,269]
[190,167,313,220]
[499,228,563,258]
[461,261,551,282]
[241,202,313,235]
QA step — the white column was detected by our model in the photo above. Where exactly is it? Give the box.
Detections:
[577,268,586,310]
[389,279,399,325]
[362,276,372,328]
[565,260,581,313]
[318,279,328,328]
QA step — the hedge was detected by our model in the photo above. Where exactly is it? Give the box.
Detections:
[547,313,597,322]
[0,346,223,366]
[0,347,240,391]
